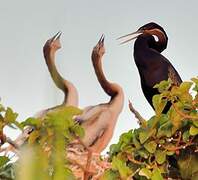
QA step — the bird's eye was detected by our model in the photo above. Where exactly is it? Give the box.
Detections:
[153,35,159,42]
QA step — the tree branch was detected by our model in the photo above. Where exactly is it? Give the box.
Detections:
[128,100,147,128]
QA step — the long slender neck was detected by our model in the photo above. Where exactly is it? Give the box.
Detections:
[92,54,121,99]
[44,51,78,106]
[134,35,153,67]
[45,51,66,93]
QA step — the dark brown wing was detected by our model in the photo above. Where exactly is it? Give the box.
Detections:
[168,65,182,86]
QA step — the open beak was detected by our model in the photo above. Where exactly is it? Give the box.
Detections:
[52,31,62,41]
[117,30,143,44]
[98,34,105,44]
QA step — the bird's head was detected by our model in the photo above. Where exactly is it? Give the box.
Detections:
[92,34,105,60]
[117,22,168,52]
[138,22,167,35]
[43,31,62,57]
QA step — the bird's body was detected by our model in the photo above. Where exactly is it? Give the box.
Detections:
[74,36,124,153]
[79,93,123,153]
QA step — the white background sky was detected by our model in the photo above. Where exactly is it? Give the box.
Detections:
[0,0,197,152]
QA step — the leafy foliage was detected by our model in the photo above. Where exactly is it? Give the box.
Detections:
[17,106,83,179]
[0,104,22,137]
[0,77,198,179]
[0,105,83,179]
[0,104,23,179]
[104,78,198,179]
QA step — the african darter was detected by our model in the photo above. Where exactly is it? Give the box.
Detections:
[118,22,182,113]
[36,32,79,117]
[74,35,124,153]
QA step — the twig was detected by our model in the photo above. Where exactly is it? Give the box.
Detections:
[161,141,194,151]
[127,154,144,165]
[131,168,140,179]
[0,127,33,154]
[128,100,147,128]
[175,131,182,147]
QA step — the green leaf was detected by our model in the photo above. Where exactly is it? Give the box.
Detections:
[152,95,167,115]
[151,168,163,180]
[21,117,41,128]
[47,106,82,120]
[28,130,40,144]
[100,169,119,180]
[155,150,166,164]
[158,114,169,126]
[132,135,141,149]
[191,77,198,85]
[109,143,121,158]
[168,106,183,130]
[120,144,134,153]
[139,131,150,144]
[0,156,9,168]
[166,151,175,156]
[153,79,172,93]
[139,128,156,144]
[13,121,23,130]
[179,82,193,93]
[0,163,15,179]
[120,131,133,144]
[144,141,157,154]
[0,104,5,112]
[62,130,73,140]
[4,107,18,123]
[71,125,85,138]
[112,157,132,179]
[63,169,76,180]
[139,168,152,179]
[192,77,198,93]
[182,130,190,142]
[158,139,165,144]
[193,120,198,127]
[137,149,149,159]
[189,126,198,136]
[157,121,172,138]
[152,95,160,112]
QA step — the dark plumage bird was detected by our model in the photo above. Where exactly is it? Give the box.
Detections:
[118,22,182,113]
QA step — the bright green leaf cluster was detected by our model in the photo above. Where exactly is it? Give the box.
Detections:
[0,104,22,133]
[0,104,84,180]
[105,78,198,179]
[18,106,84,179]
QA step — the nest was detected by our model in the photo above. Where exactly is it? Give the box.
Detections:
[67,141,111,179]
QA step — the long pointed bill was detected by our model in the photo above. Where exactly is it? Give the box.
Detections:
[52,31,62,41]
[98,34,105,44]
[117,30,143,44]
[56,31,62,40]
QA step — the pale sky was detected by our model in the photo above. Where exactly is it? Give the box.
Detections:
[0,0,197,151]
